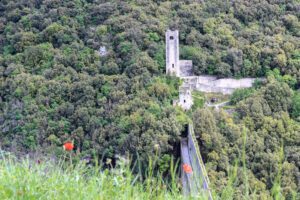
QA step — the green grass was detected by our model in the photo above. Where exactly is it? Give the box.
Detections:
[0,159,169,200]
[0,153,204,200]
[192,91,205,109]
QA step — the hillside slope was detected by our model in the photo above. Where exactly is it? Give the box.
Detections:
[0,1,299,199]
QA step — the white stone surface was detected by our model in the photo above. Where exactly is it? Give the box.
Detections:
[192,76,257,94]
[178,88,193,110]
[179,60,193,76]
[98,46,107,56]
[166,30,180,76]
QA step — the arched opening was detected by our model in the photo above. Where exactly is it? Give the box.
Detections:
[170,36,174,40]
[181,124,189,137]
[172,64,174,68]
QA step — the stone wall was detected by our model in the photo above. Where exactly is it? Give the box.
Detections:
[179,60,193,76]
[165,30,179,76]
[178,86,193,110]
[183,76,258,95]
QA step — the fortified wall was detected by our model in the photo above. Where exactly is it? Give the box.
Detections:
[166,30,258,110]
[182,76,257,94]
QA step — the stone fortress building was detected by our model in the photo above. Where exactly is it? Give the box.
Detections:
[166,29,258,110]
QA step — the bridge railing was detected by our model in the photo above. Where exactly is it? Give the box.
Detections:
[187,123,213,199]
[188,124,210,185]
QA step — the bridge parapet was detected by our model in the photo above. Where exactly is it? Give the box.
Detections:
[181,123,213,199]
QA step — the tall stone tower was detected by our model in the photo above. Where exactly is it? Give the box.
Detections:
[166,30,180,76]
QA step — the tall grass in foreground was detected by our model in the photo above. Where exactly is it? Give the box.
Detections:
[0,153,207,200]
[0,130,298,200]
[0,157,167,200]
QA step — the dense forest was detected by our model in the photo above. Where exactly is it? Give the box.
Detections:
[0,0,299,199]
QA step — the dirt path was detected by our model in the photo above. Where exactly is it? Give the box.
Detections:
[206,101,230,110]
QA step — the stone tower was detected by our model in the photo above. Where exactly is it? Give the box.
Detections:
[166,30,180,76]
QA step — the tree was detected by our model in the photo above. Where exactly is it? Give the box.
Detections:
[1,1,300,198]
[263,81,293,113]
[291,92,300,120]
[230,88,255,105]
[181,46,207,75]
[23,43,54,74]
[193,108,217,137]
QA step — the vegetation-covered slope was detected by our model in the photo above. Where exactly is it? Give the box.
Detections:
[193,75,300,199]
[0,0,299,199]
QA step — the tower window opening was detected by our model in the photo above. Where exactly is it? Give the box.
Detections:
[184,99,186,103]
[172,64,174,68]
[170,36,174,40]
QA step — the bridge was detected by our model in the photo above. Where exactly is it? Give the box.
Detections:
[181,124,213,199]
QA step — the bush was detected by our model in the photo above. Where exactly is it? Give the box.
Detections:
[230,88,255,105]
[192,91,205,109]
[291,92,300,120]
